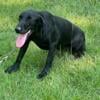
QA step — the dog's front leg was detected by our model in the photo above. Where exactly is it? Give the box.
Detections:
[5,41,30,74]
[37,44,57,79]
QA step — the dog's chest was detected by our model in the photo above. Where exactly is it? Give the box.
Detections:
[32,36,49,50]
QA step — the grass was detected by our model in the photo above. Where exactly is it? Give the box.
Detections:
[0,0,100,100]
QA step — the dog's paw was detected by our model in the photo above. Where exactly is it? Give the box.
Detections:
[37,70,47,79]
[5,64,19,74]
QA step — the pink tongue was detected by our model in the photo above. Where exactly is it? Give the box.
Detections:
[16,33,28,48]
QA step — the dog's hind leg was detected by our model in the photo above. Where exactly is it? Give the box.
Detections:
[72,44,85,58]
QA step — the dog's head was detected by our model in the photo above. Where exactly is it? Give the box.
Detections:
[15,10,43,48]
[15,10,43,34]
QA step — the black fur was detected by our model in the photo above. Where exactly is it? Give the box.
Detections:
[5,10,86,79]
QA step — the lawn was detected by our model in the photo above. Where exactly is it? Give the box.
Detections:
[0,0,100,100]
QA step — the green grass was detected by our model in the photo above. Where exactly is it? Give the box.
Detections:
[0,0,100,100]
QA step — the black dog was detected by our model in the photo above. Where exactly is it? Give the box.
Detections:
[5,10,85,79]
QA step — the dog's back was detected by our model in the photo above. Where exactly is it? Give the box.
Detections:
[40,11,85,53]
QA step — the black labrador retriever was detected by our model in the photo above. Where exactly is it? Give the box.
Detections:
[5,10,86,79]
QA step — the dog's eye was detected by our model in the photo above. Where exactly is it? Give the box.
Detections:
[27,16,31,20]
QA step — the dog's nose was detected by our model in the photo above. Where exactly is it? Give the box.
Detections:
[15,27,21,33]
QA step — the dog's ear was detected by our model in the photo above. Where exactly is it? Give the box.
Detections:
[34,17,43,33]
[35,17,43,28]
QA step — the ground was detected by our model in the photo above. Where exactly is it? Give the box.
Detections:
[0,0,100,100]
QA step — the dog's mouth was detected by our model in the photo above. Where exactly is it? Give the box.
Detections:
[16,30,32,48]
